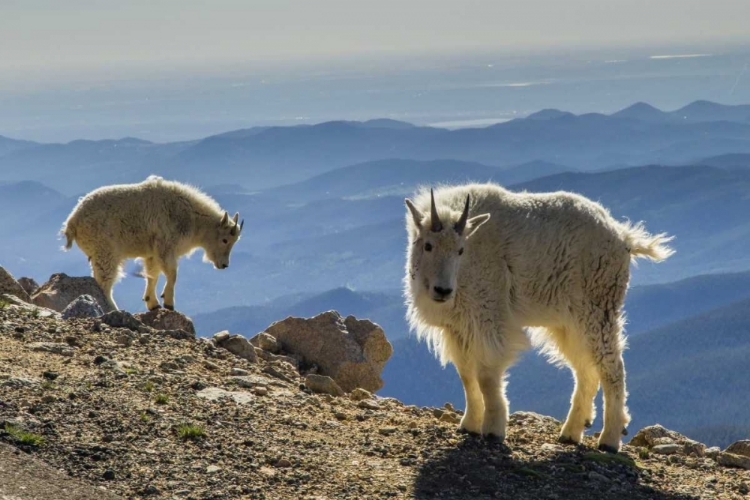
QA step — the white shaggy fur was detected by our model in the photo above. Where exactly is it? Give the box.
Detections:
[404,183,673,452]
[61,176,243,311]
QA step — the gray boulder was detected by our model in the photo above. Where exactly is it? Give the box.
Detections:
[213,331,258,363]
[62,295,105,320]
[305,374,345,397]
[262,311,392,393]
[135,308,195,336]
[99,310,143,331]
[31,273,112,313]
[0,266,30,303]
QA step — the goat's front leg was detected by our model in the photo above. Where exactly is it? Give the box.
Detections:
[478,366,508,441]
[454,359,484,435]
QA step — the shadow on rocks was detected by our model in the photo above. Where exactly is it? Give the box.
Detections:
[413,435,697,500]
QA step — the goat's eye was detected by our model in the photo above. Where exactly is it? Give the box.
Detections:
[424,243,432,252]
[458,248,464,256]
[222,239,228,244]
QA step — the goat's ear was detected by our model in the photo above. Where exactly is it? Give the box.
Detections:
[232,212,239,224]
[220,211,229,226]
[465,213,490,239]
[405,199,423,229]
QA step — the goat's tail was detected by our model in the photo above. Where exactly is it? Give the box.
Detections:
[619,220,675,262]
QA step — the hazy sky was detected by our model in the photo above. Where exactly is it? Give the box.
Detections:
[1,0,749,75]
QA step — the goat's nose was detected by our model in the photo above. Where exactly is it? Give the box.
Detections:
[433,286,453,297]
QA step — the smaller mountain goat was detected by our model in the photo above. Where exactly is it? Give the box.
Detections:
[404,184,673,453]
[62,176,243,311]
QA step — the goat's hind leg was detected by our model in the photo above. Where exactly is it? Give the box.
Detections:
[90,251,121,311]
[142,257,161,311]
[548,327,600,445]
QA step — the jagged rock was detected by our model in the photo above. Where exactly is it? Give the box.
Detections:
[100,310,143,331]
[305,374,345,397]
[61,294,104,319]
[725,440,750,458]
[0,376,41,388]
[630,424,687,448]
[17,277,39,297]
[0,266,30,303]
[196,387,253,405]
[350,388,373,401]
[213,331,257,363]
[229,375,269,388]
[705,446,721,460]
[1,294,60,318]
[27,342,75,357]
[251,332,282,354]
[652,444,681,455]
[31,273,112,313]
[253,348,300,369]
[718,452,750,470]
[263,311,392,393]
[135,309,195,336]
[683,439,706,457]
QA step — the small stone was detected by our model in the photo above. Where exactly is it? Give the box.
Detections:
[334,412,347,421]
[738,482,749,495]
[61,294,104,320]
[231,367,249,376]
[253,332,281,354]
[190,380,208,391]
[652,444,681,455]
[588,471,610,483]
[379,427,397,436]
[358,400,380,410]
[253,386,268,396]
[275,458,292,468]
[99,310,143,331]
[705,446,721,460]
[439,412,460,424]
[432,408,445,419]
[27,342,75,357]
[102,469,116,481]
[682,439,705,457]
[93,355,109,365]
[42,371,59,380]
[206,465,221,474]
[203,361,219,371]
[349,388,373,402]
[214,332,257,363]
[305,374,345,397]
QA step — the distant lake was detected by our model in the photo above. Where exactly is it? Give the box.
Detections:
[1,44,749,142]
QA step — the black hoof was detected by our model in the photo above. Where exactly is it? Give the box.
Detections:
[148,304,162,311]
[598,443,619,454]
[485,433,505,444]
[164,304,174,311]
[457,427,481,437]
[558,435,579,445]
[622,427,628,436]
[584,420,593,429]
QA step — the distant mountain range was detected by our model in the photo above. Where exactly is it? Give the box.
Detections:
[5,162,750,312]
[3,100,750,195]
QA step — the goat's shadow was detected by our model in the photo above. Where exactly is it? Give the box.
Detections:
[412,434,698,500]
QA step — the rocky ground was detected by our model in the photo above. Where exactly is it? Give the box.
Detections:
[1,302,750,499]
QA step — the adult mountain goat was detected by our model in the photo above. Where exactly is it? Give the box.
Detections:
[62,176,243,311]
[404,184,673,453]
